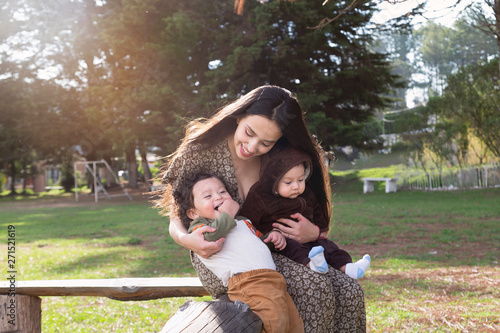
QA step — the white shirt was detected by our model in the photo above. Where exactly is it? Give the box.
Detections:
[196,218,276,286]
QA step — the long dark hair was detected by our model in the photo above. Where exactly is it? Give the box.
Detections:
[158,85,331,221]
[184,85,303,147]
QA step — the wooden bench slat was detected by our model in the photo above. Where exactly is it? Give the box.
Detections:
[0,277,209,301]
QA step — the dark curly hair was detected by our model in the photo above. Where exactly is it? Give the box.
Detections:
[172,173,230,229]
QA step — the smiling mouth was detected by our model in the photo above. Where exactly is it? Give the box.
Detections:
[215,203,223,211]
[240,145,253,157]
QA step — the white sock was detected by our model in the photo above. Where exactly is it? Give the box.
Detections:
[345,254,371,279]
[308,246,328,274]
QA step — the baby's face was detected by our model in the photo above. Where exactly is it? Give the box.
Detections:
[188,177,232,220]
[277,164,306,199]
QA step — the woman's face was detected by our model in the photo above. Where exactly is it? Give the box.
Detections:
[233,115,282,160]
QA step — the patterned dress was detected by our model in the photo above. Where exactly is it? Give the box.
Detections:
[164,139,366,333]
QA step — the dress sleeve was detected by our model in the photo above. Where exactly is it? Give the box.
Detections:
[163,143,201,191]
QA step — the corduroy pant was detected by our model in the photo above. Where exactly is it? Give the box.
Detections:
[228,269,304,333]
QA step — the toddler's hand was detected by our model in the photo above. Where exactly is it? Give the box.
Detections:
[265,230,286,251]
[217,198,240,218]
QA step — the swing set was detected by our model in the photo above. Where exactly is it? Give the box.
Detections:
[74,160,132,202]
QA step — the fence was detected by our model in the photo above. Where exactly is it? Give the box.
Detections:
[396,164,500,191]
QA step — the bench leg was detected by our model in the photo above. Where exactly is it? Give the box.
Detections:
[386,179,397,193]
[0,295,41,333]
[363,181,374,194]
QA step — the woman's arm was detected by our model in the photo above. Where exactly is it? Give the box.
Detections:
[169,213,224,258]
[273,213,320,244]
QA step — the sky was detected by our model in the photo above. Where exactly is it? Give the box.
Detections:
[371,0,490,108]
[372,0,478,27]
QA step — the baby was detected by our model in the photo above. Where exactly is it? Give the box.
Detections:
[173,172,303,333]
[240,146,371,279]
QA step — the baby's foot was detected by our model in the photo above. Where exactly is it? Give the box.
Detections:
[345,254,371,279]
[308,246,328,274]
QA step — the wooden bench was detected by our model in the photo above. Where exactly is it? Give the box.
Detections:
[0,277,208,332]
[362,177,397,193]
[0,277,262,332]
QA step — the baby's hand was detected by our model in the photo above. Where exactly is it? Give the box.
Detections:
[265,230,286,251]
[217,198,240,218]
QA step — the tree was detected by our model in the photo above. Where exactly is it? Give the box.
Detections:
[466,0,500,75]
[196,0,404,148]
[441,59,500,158]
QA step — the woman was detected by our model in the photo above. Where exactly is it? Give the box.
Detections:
[157,85,366,332]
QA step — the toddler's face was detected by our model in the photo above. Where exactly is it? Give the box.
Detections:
[188,177,232,220]
[277,163,306,199]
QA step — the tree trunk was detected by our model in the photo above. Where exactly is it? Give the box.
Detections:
[9,162,16,196]
[139,148,152,190]
[126,147,138,189]
[104,158,117,187]
[495,0,500,77]
[160,300,262,333]
[22,163,28,195]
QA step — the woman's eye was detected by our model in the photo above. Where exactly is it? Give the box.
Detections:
[262,142,271,148]
[245,129,253,137]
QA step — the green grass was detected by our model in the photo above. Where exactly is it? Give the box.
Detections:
[0,188,72,201]
[3,201,195,280]
[1,179,499,332]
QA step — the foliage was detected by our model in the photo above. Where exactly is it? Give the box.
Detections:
[371,58,500,171]
[1,0,405,179]
[410,16,497,97]
[0,171,5,192]
[197,0,404,148]
[440,58,500,158]
[59,154,75,193]
[5,0,499,188]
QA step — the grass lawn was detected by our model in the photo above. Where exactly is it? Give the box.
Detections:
[1,185,499,332]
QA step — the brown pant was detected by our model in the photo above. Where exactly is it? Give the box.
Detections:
[228,269,304,333]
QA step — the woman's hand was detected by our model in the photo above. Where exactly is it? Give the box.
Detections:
[169,215,224,259]
[273,213,319,244]
[183,225,225,258]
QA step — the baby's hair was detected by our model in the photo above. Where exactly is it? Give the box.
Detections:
[172,173,229,228]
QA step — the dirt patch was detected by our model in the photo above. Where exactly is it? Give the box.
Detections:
[370,266,499,292]
[341,221,498,261]
[366,266,500,332]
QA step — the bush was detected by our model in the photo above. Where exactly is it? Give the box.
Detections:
[0,172,5,192]
[59,159,75,193]
[391,141,409,152]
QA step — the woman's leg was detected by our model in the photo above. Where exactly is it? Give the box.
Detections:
[272,252,336,333]
[327,266,366,333]
[190,251,228,299]
[273,252,366,333]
